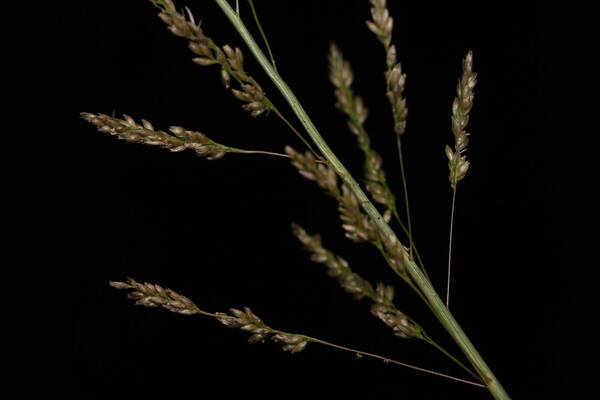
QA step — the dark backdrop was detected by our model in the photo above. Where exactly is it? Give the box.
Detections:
[62,0,552,398]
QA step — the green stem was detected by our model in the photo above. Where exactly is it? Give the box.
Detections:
[213,1,510,398]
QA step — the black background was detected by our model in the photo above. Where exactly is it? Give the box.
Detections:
[57,0,554,398]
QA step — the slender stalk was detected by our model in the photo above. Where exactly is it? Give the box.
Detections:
[422,332,480,381]
[229,148,291,159]
[294,333,485,388]
[213,1,510,398]
[266,99,322,159]
[391,209,428,280]
[397,139,416,262]
[197,307,485,387]
[246,0,277,71]
[446,186,457,308]
[375,243,429,307]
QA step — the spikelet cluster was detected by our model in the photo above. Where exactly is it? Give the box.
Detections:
[328,43,396,212]
[285,146,379,243]
[110,277,200,315]
[216,306,271,344]
[292,224,419,339]
[367,0,408,136]
[291,223,374,299]
[370,283,420,339]
[151,0,267,116]
[446,51,476,188]
[81,113,228,160]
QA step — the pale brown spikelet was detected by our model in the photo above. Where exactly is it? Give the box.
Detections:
[379,231,409,275]
[216,307,309,352]
[364,151,395,208]
[216,306,271,344]
[109,277,201,315]
[366,0,393,49]
[370,282,420,339]
[150,0,267,117]
[328,43,365,124]
[446,51,476,188]
[370,303,419,339]
[81,112,228,160]
[386,55,408,136]
[284,146,339,197]
[271,333,308,353]
[338,185,378,243]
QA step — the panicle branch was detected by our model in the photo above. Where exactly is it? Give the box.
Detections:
[110,277,481,386]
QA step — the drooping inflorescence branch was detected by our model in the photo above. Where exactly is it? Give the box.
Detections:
[109,277,483,387]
